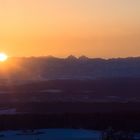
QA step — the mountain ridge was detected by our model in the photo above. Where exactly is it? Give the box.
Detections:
[0,56,140,81]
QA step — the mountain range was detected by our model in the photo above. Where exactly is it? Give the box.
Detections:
[0,56,140,81]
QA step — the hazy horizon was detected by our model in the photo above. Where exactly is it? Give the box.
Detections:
[6,55,140,59]
[0,0,140,58]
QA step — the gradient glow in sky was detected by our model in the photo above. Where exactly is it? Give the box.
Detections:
[0,0,140,58]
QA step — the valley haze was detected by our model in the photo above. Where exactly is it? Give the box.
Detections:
[0,56,140,82]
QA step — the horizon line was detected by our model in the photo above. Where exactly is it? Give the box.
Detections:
[7,55,140,60]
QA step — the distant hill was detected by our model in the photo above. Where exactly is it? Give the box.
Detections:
[0,56,140,81]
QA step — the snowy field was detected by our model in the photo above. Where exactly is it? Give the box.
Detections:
[0,129,101,140]
[0,128,140,140]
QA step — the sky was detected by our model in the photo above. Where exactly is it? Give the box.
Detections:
[0,0,140,58]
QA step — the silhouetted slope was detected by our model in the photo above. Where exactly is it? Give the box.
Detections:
[0,57,140,80]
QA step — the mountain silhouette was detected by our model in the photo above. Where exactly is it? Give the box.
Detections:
[0,56,140,81]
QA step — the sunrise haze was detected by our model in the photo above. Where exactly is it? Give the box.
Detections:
[0,0,140,58]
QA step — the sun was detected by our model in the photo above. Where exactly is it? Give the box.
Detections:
[0,53,8,62]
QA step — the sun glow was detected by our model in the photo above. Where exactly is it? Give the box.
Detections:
[0,53,8,62]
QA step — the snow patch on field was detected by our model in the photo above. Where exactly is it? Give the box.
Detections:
[0,109,16,115]
[0,129,101,140]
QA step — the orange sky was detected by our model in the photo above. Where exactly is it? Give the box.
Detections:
[0,0,140,58]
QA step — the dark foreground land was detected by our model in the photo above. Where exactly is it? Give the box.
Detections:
[0,78,140,131]
[0,78,140,103]
[0,102,140,132]
[0,111,140,132]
